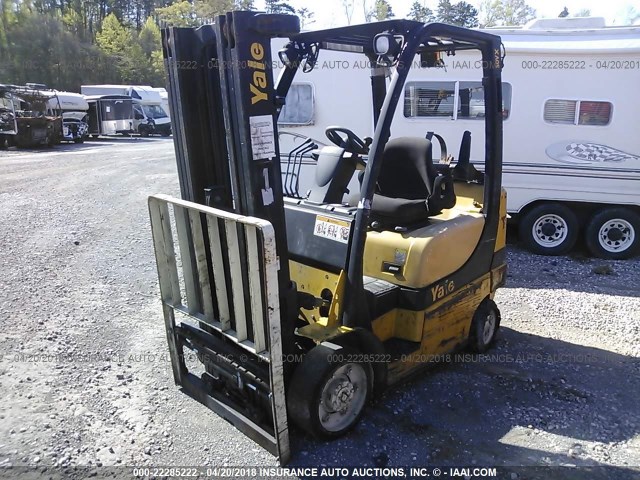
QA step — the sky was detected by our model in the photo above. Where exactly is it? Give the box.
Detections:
[255,0,640,29]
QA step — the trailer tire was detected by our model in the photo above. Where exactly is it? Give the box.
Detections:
[288,344,371,439]
[585,208,640,260]
[468,298,501,353]
[74,137,84,144]
[519,203,579,256]
[139,126,150,137]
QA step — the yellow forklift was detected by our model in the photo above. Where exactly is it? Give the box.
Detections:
[149,11,507,464]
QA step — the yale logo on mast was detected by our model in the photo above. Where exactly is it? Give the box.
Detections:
[249,43,268,105]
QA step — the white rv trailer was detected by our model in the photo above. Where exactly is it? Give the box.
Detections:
[151,87,170,120]
[275,18,640,259]
[46,91,90,143]
[81,85,171,136]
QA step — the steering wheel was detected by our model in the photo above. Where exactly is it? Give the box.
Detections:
[325,126,370,155]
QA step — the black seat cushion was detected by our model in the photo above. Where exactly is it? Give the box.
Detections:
[371,137,456,226]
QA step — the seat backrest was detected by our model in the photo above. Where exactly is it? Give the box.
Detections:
[452,130,484,183]
[377,137,437,200]
[307,146,355,204]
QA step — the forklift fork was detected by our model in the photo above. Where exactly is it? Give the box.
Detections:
[148,194,290,463]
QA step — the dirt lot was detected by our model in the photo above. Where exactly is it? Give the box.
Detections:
[0,139,638,478]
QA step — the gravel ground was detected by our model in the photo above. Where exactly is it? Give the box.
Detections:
[0,139,638,478]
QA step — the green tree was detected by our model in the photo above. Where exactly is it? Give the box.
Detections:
[479,0,535,27]
[96,13,143,83]
[155,1,199,27]
[372,0,393,20]
[138,16,161,57]
[195,0,234,22]
[408,1,434,22]
[136,17,164,85]
[96,13,132,57]
[437,0,478,27]
[264,0,295,14]
[2,10,117,91]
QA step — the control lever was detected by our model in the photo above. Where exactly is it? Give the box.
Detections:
[297,291,330,310]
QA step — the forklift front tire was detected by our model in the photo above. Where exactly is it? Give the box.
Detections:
[468,298,501,353]
[287,343,371,439]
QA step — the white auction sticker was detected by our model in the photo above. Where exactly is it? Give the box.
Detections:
[314,215,351,244]
[249,115,276,160]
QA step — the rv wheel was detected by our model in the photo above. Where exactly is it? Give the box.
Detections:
[288,343,371,439]
[585,208,640,260]
[519,203,579,256]
[0,137,7,149]
[74,137,84,144]
[468,298,501,353]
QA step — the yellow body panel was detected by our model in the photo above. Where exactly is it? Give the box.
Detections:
[386,272,494,382]
[289,181,507,385]
[371,309,424,343]
[363,186,485,289]
[289,261,339,324]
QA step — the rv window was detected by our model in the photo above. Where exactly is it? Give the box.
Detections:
[404,82,456,118]
[544,100,577,124]
[457,82,512,120]
[404,81,511,119]
[279,83,314,125]
[544,99,612,126]
[578,101,611,126]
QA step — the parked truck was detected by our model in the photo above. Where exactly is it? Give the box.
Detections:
[276,17,640,259]
[81,85,171,136]
[11,85,63,148]
[0,84,17,149]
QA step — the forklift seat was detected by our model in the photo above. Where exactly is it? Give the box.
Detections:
[371,137,456,226]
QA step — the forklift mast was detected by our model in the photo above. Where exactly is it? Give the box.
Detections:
[162,11,300,348]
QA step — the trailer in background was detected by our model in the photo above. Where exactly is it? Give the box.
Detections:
[275,18,640,259]
[151,87,170,121]
[81,85,171,136]
[85,95,134,137]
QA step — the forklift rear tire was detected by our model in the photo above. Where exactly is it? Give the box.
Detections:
[468,298,501,353]
[519,203,579,256]
[287,343,371,439]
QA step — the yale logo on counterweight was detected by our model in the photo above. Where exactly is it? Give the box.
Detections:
[431,279,455,302]
[249,43,268,105]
